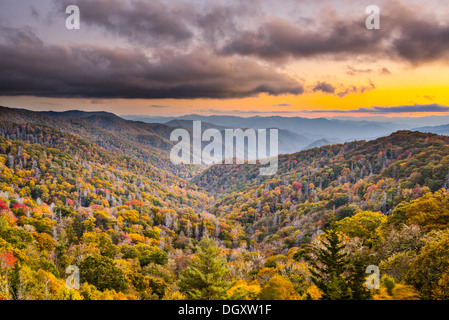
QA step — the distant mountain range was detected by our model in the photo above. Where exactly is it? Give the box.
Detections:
[164,119,313,155]
[332,115,449,128]
[0,107,347,160]
[413,123,449,136]
[124,113,449,150]
[123,114,399,142]
[304,138,341,150]
[4,106,449,168]
[122,114,405,150]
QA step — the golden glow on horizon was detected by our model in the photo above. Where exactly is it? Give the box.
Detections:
[1,60,448,118]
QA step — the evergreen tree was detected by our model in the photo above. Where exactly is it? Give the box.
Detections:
[348,257,371,300]
[178,235,229,300]
[308,229,351,300]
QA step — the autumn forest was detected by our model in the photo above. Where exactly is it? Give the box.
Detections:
[1,106,449,301]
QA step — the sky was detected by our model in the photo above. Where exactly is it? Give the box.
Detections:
[0,0,448,118]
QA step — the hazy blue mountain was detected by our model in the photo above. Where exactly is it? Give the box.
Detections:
[127,113,449,134]
[115,113,398,145]
[121,115,177,123]
[330,115,449,128]
[304,138,342,150]
[164,119,312,155]
[413,124,449,136]
[165,119,232,131]
[131,114,398,142]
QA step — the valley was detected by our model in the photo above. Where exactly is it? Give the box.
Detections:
[1,106,449,300]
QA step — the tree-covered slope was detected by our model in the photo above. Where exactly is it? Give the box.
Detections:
[195,130,449,249]
[0,106,201,179]
[2,117,449,300]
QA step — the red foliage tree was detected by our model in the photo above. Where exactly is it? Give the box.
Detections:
[0,252,17,269]
[0,200,8,211]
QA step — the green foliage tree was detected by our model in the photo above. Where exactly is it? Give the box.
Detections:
[406,230,449,299]
[129,272,168,299]
[139,248,168,267]
[308,230,371,300]
[178,235,229,300]
[336,204,358,220]
[347,257,371,300]
[79,255,128,292]
[381,275,396,296]
[308,229,351,300]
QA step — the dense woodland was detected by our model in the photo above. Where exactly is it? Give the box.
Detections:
[1,107,449,300]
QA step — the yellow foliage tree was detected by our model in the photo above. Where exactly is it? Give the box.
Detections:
[336,210,387,242]
[303,285,322,300]
[259,275,300,300]
[405,189,449,231]
[225,280,261,300]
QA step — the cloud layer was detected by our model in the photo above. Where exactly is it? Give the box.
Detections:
[303,104,449,114]
[0,0,448,101]
[220,2,449,65]
[0,26,303,99]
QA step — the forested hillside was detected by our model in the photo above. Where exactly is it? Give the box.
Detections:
[2,107,449,300]
[0,106,201,179]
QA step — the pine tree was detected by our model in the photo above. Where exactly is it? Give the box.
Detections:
[308,229,351,300]
[347,257,371,300]
[178,235,230,300]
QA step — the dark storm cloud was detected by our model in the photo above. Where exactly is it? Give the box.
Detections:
[49,0,449,66]
[54,0,257,48]
[303,104,449,114]
[220,4,449,65]
[2,0,448,101]
[391,19,449,64]
[336,81,375,98]
[220,16,385,62]
[194,1,259,45]
[0,26,303,99]
[309,81,374,98]
[313,81,336,94]
[55,0,449,66]
[55,0,194,45]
